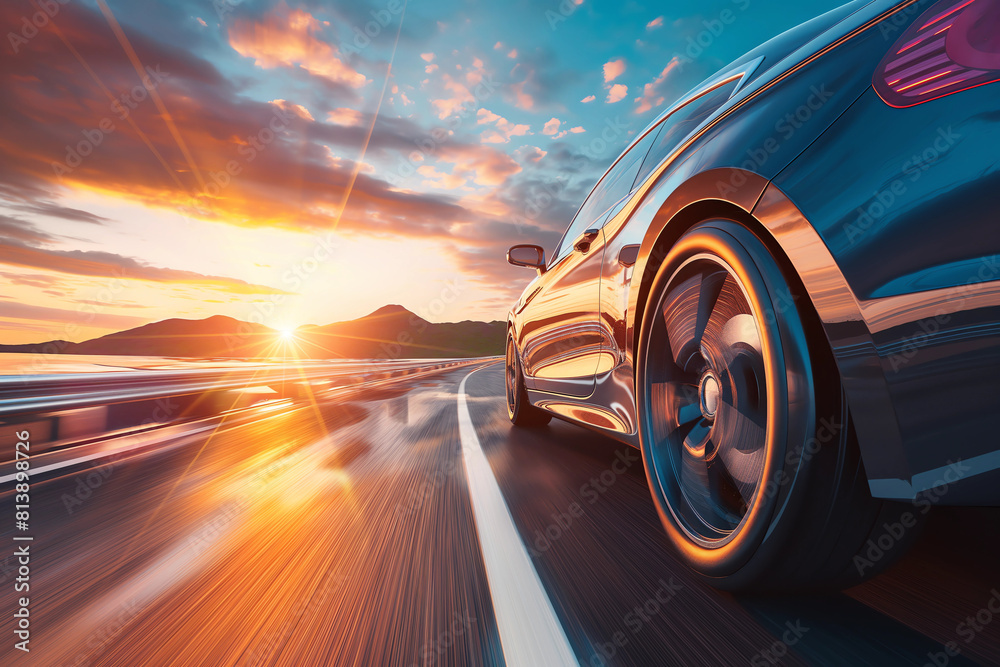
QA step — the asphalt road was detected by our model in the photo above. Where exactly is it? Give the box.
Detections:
[2,362,998,666]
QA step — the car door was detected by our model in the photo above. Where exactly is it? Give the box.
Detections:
[517,130,660,397]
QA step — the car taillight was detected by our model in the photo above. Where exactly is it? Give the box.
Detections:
[874,0,1000,107]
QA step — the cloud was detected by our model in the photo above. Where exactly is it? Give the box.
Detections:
[635,56,683,113]
[569,126,585,134]
[542,118,562,135]
[646,16,664,30]
[606,83,628,103]
[431,74,476,118]
[603,58,626,83]
[0,217,56,245]
[269,99,314,121]
[507,49,518,59]
[466,57,487,85]
[580,94,596,103]
[417,165,467,189]
[435,144,522,186]
[228,4,367,89]
[326,107,363,126]
[509,80,534,110]
[0,298,147,330]
[4,202,109,225]
[0,0,548,323]
[506,47,578,109]
[514,146,547,164]
[420,52,435,62]
[0,239,291,295]
[477,109,530,144]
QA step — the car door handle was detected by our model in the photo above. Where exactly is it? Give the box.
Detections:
[573,228,600,253]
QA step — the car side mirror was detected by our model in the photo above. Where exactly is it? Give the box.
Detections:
[507,244,546,274]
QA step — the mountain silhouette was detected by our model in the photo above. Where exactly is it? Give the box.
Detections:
[0,307,504,360]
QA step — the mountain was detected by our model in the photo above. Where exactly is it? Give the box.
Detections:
[71,315,277,358]
[0,306,504,359]
[295,304,505,359]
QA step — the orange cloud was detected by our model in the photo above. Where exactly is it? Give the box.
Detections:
[0,239,291,295]
[327,107,363,126]
[431,74,476,118]
[606,83,628,103]
[270,99,314,121]
[228,4,367,89]
[603,58,626,83]
[477,108,530,144]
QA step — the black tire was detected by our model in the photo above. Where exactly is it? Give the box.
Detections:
[636,220,918,590]
[506,334,552,427]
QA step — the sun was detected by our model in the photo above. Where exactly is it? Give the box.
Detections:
[279,328,296,341]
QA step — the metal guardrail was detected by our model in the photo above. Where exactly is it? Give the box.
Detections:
[0,358,491,418]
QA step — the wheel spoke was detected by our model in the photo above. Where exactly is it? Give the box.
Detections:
[677,401,702,427]
[648,380,700,442]
[713,398,766,497]
[721,313,762,356]
[682,419,711,454]
[678,435,745,530]
[662,267,726,371]
[678,441,714,521]
[694,268,728,353]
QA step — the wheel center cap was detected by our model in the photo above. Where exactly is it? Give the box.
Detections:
[700,373,720,419]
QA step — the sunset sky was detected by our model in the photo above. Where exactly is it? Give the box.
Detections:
[0,0,843,345]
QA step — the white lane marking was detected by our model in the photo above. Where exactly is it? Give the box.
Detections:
[457,370,579,667]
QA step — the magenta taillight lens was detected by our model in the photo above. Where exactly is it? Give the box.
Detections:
[874,0,1000,107]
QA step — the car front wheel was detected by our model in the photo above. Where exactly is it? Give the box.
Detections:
[506,334,551,427]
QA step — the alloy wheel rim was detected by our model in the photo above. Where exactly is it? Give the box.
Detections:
[645,254,770,547]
